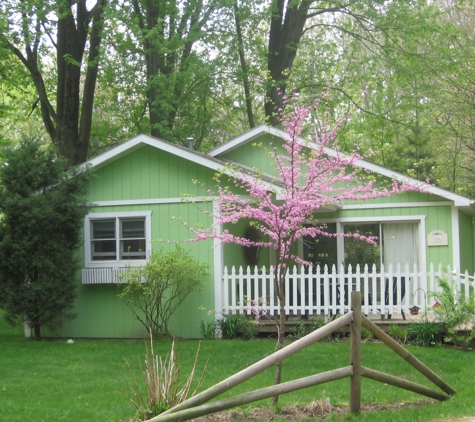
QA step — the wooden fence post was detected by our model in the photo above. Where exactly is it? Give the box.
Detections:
[350,291,362,413]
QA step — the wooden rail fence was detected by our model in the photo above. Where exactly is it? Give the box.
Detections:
[146,292,456,422]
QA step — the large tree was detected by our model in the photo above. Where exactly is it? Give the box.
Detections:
[262,0,448,126]
[0,138,90,340]
[116,0,223,146]
[0,0,106,166]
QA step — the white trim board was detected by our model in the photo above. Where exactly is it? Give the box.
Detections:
[451,205,460,271]
[91,197,210,207]
[341,201,453,210]
[314,215,427,223]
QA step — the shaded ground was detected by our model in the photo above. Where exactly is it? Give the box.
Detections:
[193,399,436,421]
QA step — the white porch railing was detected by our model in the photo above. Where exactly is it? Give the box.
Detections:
[222,263,475,318]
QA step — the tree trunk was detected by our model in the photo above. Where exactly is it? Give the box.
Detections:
[133,0,212,141]
[234,0,255,129]
[33,322,42,341]
[265,0,314,126]
[272,276,286,404]
[4,1,105,166]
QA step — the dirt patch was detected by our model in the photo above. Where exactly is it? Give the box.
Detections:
[192,398,435,421]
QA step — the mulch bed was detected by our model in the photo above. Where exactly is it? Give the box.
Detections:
[192,398,435,421]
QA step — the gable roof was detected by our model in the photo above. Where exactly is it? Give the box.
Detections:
[80,133,282,192]
[209,124,475,209]
[83,133,227,172]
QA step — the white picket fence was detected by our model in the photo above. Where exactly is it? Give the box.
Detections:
[222,263,475,318]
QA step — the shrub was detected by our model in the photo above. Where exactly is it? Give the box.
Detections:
[389,324,408,344]
[287,316,334,341]
[362,327,375,341]
[217,313,256,340]
[119,246,207,336]
[431,278,475,349]
[289,319,308,339]
[408,321,441,347]
[200,320,217,340]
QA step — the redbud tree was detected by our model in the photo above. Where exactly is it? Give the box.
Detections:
[188,102,420,390]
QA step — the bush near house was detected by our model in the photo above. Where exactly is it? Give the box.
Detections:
[119,246,207,336]
[431,279,475,349]
[0,138,90,340]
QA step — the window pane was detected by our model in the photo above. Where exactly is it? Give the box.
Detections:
[92,220,115,239]
[382,223,418,269]
[344,224,380,271]
[303,223,337,270]
[121,239,146,259]
[92,240,117,260]
[121,219,145,238]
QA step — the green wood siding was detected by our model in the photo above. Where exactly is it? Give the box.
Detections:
[459,210,474,273]
[88,145,216,202]
[220,134,286,177]
[52,201,215,339]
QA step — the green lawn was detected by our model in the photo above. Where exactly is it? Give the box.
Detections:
[1,315,475,421]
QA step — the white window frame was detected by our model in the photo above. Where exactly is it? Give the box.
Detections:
[84,211,152,268]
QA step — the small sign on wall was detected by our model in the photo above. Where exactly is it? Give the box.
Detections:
[428,230,448,246]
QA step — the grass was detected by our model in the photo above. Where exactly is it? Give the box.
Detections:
[1,315,475,422]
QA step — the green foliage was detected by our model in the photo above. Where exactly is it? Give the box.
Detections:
[200,319,217,340]
[124,336,207,421]
[408,321,442,347]
[0,137,90,340]
[361,327,375,341]
[431,278,475,349]
[388,324,408,344]
[287,316,333,341]
[288,319,308,339]
[217,313,256,340]
[119,246,207,336]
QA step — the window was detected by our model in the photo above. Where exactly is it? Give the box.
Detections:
[303,223,337,269]
[85,212,152,267]
[343,223,381,271]
[302,220,421,272]
[343,222,419,271]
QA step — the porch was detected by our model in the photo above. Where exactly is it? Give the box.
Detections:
[254,312,424,334]
[221,263,474,328]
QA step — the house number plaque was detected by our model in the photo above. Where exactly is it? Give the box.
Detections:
[428,230,448,246]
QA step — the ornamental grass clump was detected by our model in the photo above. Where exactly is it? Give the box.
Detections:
[124,335,208,421]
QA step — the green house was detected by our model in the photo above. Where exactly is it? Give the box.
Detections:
[44,125,475,339]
